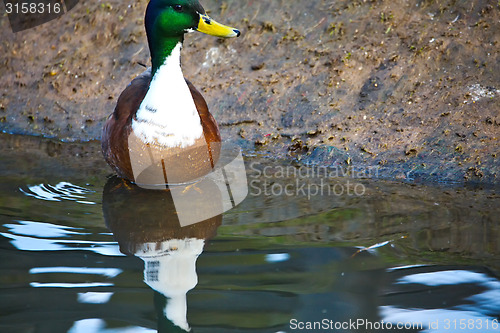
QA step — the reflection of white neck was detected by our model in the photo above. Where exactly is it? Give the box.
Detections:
[137,238,205,332]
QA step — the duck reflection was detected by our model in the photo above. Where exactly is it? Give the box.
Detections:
[103,175,222,332]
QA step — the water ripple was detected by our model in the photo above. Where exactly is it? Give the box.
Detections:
[1,220,123,256]
[4,220,89,238]
[19,182,96,205]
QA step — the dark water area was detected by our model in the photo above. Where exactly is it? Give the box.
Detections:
[1,134,499,332]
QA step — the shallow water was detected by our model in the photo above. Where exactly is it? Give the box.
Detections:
[1,134,500,333]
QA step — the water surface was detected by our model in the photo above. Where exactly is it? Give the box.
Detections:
[0,134,499,332]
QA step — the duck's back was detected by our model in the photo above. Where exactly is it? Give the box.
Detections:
[102,69,152,180]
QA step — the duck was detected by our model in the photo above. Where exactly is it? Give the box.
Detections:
[102,0,240,185]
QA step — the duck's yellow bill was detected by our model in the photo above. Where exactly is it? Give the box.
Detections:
[197,14,240,38]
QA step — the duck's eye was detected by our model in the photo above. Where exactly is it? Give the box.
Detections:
[173,4,184,12]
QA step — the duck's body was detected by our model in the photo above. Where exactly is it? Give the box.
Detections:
[101,61,221,183]
[102,0,239,185]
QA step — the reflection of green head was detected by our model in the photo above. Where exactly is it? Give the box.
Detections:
[155,291,193,332]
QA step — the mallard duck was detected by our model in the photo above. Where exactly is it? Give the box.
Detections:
[102,0,239,185]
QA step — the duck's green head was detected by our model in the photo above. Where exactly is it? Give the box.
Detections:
[145,0,240,69]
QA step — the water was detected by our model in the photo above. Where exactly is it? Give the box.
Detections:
[1,134,500,332]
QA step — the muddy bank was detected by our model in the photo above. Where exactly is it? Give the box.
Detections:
[1,0,499,183]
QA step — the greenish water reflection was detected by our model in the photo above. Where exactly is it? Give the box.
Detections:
[0,134,499,332]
